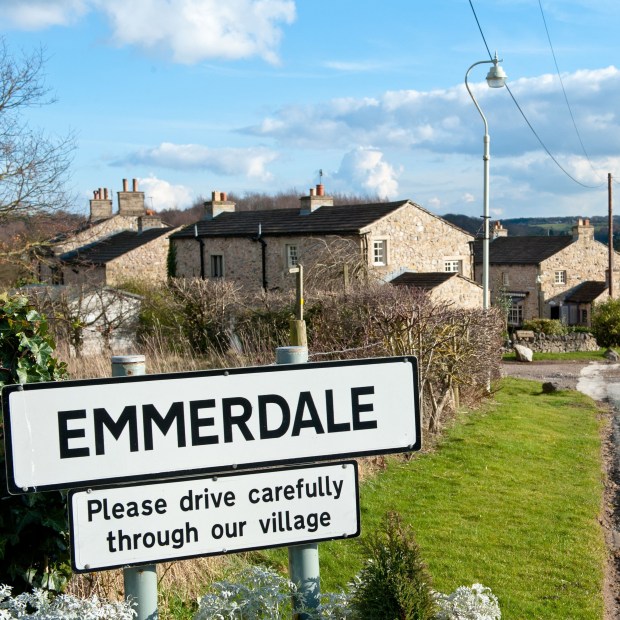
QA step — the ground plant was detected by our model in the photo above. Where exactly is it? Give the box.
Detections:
[591,297,620,347]
[348,512,437,619]
[0,294,70,593]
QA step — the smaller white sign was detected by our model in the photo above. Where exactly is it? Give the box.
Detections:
[69,462,359,572]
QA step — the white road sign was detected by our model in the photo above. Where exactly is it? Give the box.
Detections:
[69,462,360,571]
[3,356,419,494]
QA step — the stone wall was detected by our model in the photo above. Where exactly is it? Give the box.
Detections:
[511,331,599,353]
[173,234,361,291]
[106,232,175,285]
[370,202,474,279]
[431,276,483,309]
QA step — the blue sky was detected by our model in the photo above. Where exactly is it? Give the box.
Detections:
[2,0,619,220]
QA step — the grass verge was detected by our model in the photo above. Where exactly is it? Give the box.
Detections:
[503,348,610,361]
[260,377,606,619]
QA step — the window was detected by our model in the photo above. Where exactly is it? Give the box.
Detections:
[210,254,224,278]
[373,240,388,266]
[501,272,509,286]
[286,244,298,268]
[444,260,463,274]
[507,302,523,326]
[580,309,588,324]
[554,270,567,284]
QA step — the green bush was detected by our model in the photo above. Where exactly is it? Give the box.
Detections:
[521,318,567,336]
[591,297,620,348]
[0,295,70,593]
[349,512,437,620]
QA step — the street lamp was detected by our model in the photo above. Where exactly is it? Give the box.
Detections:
[465,52,507,310]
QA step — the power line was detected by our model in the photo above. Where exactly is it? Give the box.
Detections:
[537,0,606,184]
[467,0,608,189]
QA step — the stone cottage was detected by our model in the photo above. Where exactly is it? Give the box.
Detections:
[170,186,476,295]
[473,219,620,326]
[39,179,175,287]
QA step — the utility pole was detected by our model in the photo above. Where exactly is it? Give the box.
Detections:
[609,173,614,297]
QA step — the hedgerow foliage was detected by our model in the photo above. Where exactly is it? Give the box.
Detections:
[0,294,70,593]
[591,297,620,348]
[133,279,504,433]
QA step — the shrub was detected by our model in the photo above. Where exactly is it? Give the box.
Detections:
[591,297,620,348]
[435,583,501,620]
[193,565,298,620]
[348,512,437,620]
[0,584,136,619]
[0,295,70,593]
[521,318,567,336]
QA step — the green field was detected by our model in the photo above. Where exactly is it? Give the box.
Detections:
[259,378,606,619]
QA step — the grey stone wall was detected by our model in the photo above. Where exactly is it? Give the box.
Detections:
[511,332,599,353]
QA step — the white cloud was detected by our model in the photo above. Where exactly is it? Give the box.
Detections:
[462,193,475,203]
[244,66,620,162]
[3,0,296,63]
[2,0,88,29]
[138,175,193,210]
[118,142,279,180]
[333,147,400,198]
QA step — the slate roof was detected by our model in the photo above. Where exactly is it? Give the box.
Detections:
[60,227,171,265]
[472,236,574,265]
[563,280,608,303]
[390,271,459,290]
[170,200,473,239]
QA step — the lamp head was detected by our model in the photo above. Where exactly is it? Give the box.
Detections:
[486,52,507,88]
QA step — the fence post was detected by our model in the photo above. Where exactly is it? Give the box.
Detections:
[111,355,158,620]
[275,346,320,619]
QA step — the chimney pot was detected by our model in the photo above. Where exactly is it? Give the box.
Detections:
[585,218,590,226]
[309,188,316,197]
[104,188,109,200]
[316,183,325,197]
[132,178,138,192]
[122,178,128,192]
[221,192,227,201]
[93,190,98,199]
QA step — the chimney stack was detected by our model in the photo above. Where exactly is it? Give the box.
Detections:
[299,185,333,215]
[572,217,594,242]
[492,221,508,238]
[203,190,236,220]
[118,177,146,216]
[89,185,113,220]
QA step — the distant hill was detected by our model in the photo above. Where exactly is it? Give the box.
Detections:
[442,213,620,248]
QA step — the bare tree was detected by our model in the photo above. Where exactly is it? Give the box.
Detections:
[0,38,75,260]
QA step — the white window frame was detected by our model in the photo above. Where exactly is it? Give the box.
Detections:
[372,239,388,266]
[210,254,224,278]
[507,302,524,326]
[501,272,509,286]
[554,270,567,284]
[444,259,463,274]
[286,244,299,269]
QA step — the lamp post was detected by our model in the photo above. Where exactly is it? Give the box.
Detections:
[465,52,507,310]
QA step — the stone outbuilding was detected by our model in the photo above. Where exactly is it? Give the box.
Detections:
[473,219,620,326]
[389,271,483,309]
[39,178,176,286]
[170,186,476,297]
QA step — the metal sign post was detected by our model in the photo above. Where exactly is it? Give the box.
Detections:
[112,356,158,620]
[276,346,319,619]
